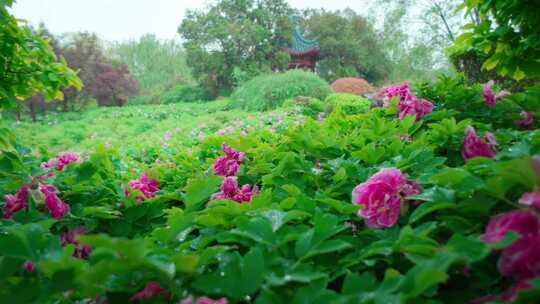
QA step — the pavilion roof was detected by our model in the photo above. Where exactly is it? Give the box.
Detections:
[282,16,319,55]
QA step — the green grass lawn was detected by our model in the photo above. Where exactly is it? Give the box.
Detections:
[10,100,301,156]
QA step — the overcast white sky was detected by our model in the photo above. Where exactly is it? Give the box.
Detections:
[11,0,376,41]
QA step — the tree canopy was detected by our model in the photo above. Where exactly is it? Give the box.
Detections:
[301,8,390,83]
[178,0,293,97]
[0,0,81,110]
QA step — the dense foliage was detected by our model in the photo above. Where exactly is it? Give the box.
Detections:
[451,0,540,81]
[324,93,371,115]
[301,9,390,83]
[230,70,332,111]
[0,1,81,110]
[2,74,540,302]
[112,34,193,94]
[161,85,210,104]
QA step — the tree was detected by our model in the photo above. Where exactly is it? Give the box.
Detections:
[0,0,81,111]
[178,0,294,97]
[112,34,193,94]
[450,0,540,81]
[367,0,454,82]
[61,32,139,108]
[61,32,106,110]
[302,8,390,84]
[89,62,139,107]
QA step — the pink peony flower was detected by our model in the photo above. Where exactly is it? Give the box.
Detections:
[41,152,80,172]
[212,177,258,204]
[498,235,540,280]
[517,111,535,128]
[519,190,540,211]
[213,158,241,177]
[125,173,159,202]
[41,159,57,171]
[397,97,434,121]
[380,81,414,106]
[129,282,169,301]
[179,297,228,304]
[482,81,510,108]
[163,130,172,141]
[352,168,421,229]
[55,152,80,171]
[482,210,540,243]
[483,81,497,107]
[39,184,70,219]
[61,227,92,259]
[461,127,497,161]
[240,130,248,136]
[23,261,35,272]
[380,81,433,121]
[213,144,245,177]
[3,186,29,219]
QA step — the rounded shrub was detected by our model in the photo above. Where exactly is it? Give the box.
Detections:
[324,93,371,115]
[161,85,209,103]
[230,70,332,111]
[331,77,375,95]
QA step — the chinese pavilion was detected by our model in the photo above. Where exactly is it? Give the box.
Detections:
[282,16,320,71]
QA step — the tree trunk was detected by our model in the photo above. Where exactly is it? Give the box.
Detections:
[29,100,36,122]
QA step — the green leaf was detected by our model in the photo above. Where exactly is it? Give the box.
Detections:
[184,175,222,211]
[408,201,456,224]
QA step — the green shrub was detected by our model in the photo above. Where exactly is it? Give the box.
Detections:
[162,85,209,103]
[230,70,332,111]
[324,93,371,115]
[283,96,325,118]
[127,94,160,106]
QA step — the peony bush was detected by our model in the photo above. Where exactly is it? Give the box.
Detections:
[1,77,540,303]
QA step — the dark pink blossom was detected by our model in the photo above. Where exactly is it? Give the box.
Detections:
[379,81,433,121]
[380,81,414,106]
[3,186,29,219]
[125,173,159,202]
[482,81,510,108]
[352,168,422,229]
[483,81,497,107]
[129,282,169,301]
[519,190,540,211]
[517,111,535,127]
[61,227,92,259]
[213,158,241,177]
[41,152,80,172]
[179,297,228,304]
[212,177,258,204]
[397,97,434,121]
[213,144,245,177]
[482,210,540,243]
[461,127,497,161]
[41,159,57,171]
[39,184,69,219]
[55,152,80,171]
[498,235,540,280]
[23,261,35,272]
